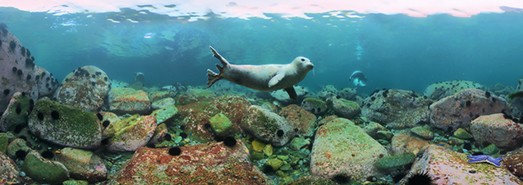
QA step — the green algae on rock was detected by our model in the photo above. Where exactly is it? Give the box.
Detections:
[22,150,69,184]
[328,97,361,119]
[209,113,233,136]
[374,153,416,171]
[300,97,328,115]
[0,132,15,154]
[453,128,473,140]
[28,98,102,149]
[151,104,178,124]
[106,115,157,152]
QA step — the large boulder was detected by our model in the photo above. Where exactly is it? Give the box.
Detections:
[429,88,508,132]
[241,105,296,146]
[110,141,270,184]
[310,118,388,181]
[362,89,432,129]
[28,98,102,149]
[0,24,58,113]
[400,145,521,185]
[470,113,523,150]
[424,80,483,100]
[54,65,110,112]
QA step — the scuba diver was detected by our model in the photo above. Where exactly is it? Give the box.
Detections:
[349,70,367,89]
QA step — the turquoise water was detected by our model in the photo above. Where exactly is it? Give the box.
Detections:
[1,5,523,94]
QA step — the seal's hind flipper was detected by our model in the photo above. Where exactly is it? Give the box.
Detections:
[209,46,230,67]
[284,87,297,100]
[207,69,221,87]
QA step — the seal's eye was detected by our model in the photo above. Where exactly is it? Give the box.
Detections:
[301,58,305,62]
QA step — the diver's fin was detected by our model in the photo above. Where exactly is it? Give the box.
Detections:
[210,46,230,67]
[284,87,297,100]
[207,69,221,87]
[268,72,285,88]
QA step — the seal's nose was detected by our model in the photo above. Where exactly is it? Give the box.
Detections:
[308,64,314,69]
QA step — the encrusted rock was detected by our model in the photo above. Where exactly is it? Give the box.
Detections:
[301,97,328,115]
[504,148,523,178]
[54,65,110,112]
[241,105,295,146]
[0,92,33,131]
[108,87,151,114]
[362,89,431,129]
[0,152,21,184]
[279,104,317,137]
[0,25,44,112]
[6,138,31,160]
[409,126,434,140]
[328,97,360,119]
[110,141,270,184]
[391,132,430,155]
[0,132,15,153]
[400,145,521,185]
[28,98,102,149]
[470,113,523,149]
[374,153,416,171]
[424,80,484,100]
[151,97,175,109]
[310,118,387,181]
[106,115,157,152]
[270,85,308,102]
[100,111,120,139]
[54,147,107,182]
[176,95,247,142]
[429,88,509,132]
[22,150,69,184]
[34,66,59,97]
[150,104,178,124]
[337,87,357,100]
[317,85,337,99]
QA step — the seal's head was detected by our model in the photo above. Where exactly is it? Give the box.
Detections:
[292,56,314,72]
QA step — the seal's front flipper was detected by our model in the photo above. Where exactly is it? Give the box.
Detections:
[284,87,297,100]
[268,73,285,88]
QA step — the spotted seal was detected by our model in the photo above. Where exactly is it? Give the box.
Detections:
[207,46,314,99]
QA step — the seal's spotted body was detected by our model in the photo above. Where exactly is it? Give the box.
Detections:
[207,46,314,99]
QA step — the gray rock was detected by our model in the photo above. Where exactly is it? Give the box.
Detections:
[54,65,111,112]
[362,89,431,129]
[429,88,508,132]
[470,113,523,150]
[241,105,295,146]
[337,87,357,100]
[424,80,483,100]
[0,92,32,131]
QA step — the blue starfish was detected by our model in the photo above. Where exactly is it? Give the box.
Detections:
[467,155,502,167]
